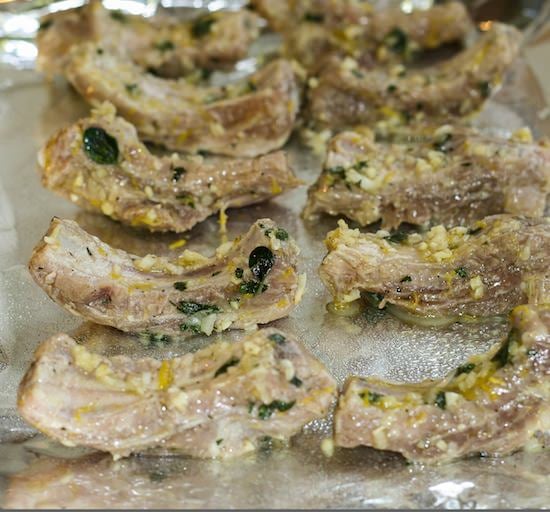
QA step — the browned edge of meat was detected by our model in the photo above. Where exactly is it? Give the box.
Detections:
[36,0,262,78]
[39,103,301,233]
[334,303,550,463]
[29,217,306,337]
[307,23,522,129]
[303,126,550,229]
[18,328,337,459]
[65,44,301,157]
[319,215,550,318]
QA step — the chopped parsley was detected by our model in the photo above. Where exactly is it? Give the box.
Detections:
[125,83,138,94]
[303,12,324,23]
[155,40,175,52]
[290,376,302,387]
[268,333,286,344]
[173,281,187,291]
[454,267,468,279]
[176,193,195,208]
[214,357,240,377]
[359,390,382,404]
[400,275,412,283]
[216,438,223,445]
[455,362,475,376]
[234,267,244,279]
[239,281,268,295]
[172,166,186,182]
[275,228,289,241]
[140,332,172,348]
[327,165,346,177]
[468,226,483,236]
[383,27,408,54]
[351,69,364,79]
[385,229,408,244]
[435,391,446,410]
[387,84,397,93]
[478,81,491,99]
[258,400,296,420]
[83,127,119,165]
[191,15,215,38]
[175,301,220,315]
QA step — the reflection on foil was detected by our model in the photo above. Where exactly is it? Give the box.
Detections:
[429,480,476,509]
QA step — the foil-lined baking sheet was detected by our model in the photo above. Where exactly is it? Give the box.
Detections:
[0,1,549,508]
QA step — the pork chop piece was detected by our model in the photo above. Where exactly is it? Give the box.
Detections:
[319,215,550,319]
[334,303,550,463]
[29,217,305,337]
[64,44,300,157]
[282,2,472,71]
[39,104,300,233]
[308,23,521,129]
[304,126,550,229]
[18,328,336,459]
[37,1,262,78]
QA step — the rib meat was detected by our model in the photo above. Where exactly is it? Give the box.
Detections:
[39,104,300,233]
[308,23,521,128]
[29,217,305,337]
[319,215,550,318]
[334,303,550,462]
[64,44,300,157]
[37,1,262,78]
[18,328,336,459]
[304,126,550,228]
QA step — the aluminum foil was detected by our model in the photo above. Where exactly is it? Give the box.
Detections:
[1,1,550,508]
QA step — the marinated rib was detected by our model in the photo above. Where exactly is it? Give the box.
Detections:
[334,303,550,463]
[308,23,521,129]
[282,2,472,71]
[18,328,337,459]
[64,44,300,157]
[39,104,300,233]
[37,1,262,78]
[29,217,305,337]
[320,215,550,318]
[304,126,550,228]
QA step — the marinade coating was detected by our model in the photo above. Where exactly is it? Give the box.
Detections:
[37,1,262,77]
[29,217,305,337]
[308,23,521,128]
[304,126,550,228]
[65,44,300,157]
[319,215,550,318]
[18,328,336,459]
[335,304,550,463]
[39,104,300,233]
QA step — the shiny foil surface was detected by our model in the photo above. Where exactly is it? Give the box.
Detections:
[0,1,549,508]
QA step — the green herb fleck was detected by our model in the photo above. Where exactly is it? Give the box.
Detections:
[191,15,215,38]
[246,80,257,92]
[387,84,397,93]
[140,332,172,347]
[172,166,186,181]
[478,81,491,99]
[179,321,202,334]
[290,376,302,387]
[176,301,220,315]
[214,357,240,377]
[359,391,382,404]
[176,193,195,208]
[383,27,408,54]
[455,362,475,376]
[351,69,364,79]
[274,228,289,241]
[468,226,483,235]
[216,438,223,445]
[435,391,446,409]
[327,165,346,177]
[385,229,408,244]
[125,83,138,94]
[492,329,515,368]
[110,10,127,22]
[454,267,468,279]
[303,12,324,22]
[235,267,244,279]
[249,246,274,282]
[258,400,296,420]
[433,132,453,152]
[268,333,286,344]
[461,161,472,167]
[149,470,167,482]
[83,127,119,165]
[173,281,187,291]
[155,40,174,52]
[400,275,412,283]
[239,281,268,295]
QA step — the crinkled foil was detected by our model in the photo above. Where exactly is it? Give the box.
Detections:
[1,1,550,508]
